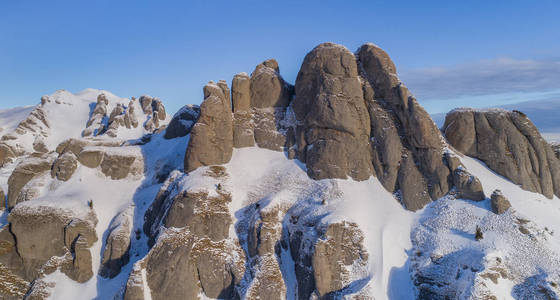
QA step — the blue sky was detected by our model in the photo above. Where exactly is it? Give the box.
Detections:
[1,1,559,114]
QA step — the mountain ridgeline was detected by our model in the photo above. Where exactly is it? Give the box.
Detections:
[0,42,559,299]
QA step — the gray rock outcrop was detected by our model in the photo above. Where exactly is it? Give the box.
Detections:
[491,189,511,214]
[453,167,485,201]
[4,205,97,282]
[83,94,108,137]
[164,104,199,139]
[0,187,4,210]
[51,152,78,181]
[293,43,373,181]
[184,81,233,172]
[312,221,369,297]
[288,218,370,299]
[357,43,452,209]
[127,167,245,300]
[7,156,54,209]
[444,108,560,198]
[232,72,255,148]
[140,96,167,132]
[100,207,133,278]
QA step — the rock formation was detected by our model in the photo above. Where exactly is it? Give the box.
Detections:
[293,43,373,181]
[126,167,245,300]
[444,108,560,198]
[51,152,78,181]
[491,189,512,214]
[184,81,233,172]
[83,94,109,137]
[5,205,97,282]
[164,104,200,139]
[100,207,133,278]
[7,155,55,209]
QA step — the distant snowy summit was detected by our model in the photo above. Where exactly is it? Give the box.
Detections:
[0,43,559,299]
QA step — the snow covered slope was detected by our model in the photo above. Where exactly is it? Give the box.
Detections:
[0,106,34,137]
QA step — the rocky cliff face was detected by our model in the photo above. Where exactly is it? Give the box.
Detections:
[444,108,560,199]
[0,44,559,299]
[185,42,466,211]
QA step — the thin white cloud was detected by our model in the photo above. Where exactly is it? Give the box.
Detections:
[400,57,560,100]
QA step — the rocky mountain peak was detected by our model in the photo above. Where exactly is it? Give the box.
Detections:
[1,43,559,300]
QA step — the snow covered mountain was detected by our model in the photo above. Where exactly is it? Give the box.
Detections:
[0,43,559,300]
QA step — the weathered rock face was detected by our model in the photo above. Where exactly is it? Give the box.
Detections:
[453,167,485,201]
[164,104,200,139]
[77,147,104,168]
[100,207,132,278]
[56,138,90,156]
[0,143,17,167]
[491,189,511,214]
[184,81,233,172]
[356,43,452,209]
[244,204,289,299]
[294,43,373,181]
[83,94,108,137]
[288,218,370,299]
[51,152,78,182]
[444,108,560,199]
[4,206,97,282]
[127,166,246,300]
[7,156,54,209]
[289,42,454,210]
[140,96,167,132]
[551,143,560,160]
[250,59,292,109]
[0,104,50,166]
[232,72,255,148]
[100,149,144,180]
[312,221,369,297]
[0,187,5,210]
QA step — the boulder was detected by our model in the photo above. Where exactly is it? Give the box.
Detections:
[6,205,97,281]
[293,43,373,181]
[164,104,200,139]
[51,152,78,182]
[61,235,94,283]
[127,99,139,128]
[7,157,53,209]
[83,94,108,137]
[491,190,511,214]
[77,148,104,168]
[0,143,17,167]
[99,208,132,278]
[100,149,144,180]
[444,109,560,198]
[250,59,292,108]
[184,81,233,172]
[56,138,90,156]
[453,167,485,201]
[32,137,48,153]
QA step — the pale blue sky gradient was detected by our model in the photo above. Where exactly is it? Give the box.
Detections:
[1,1,559,114]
